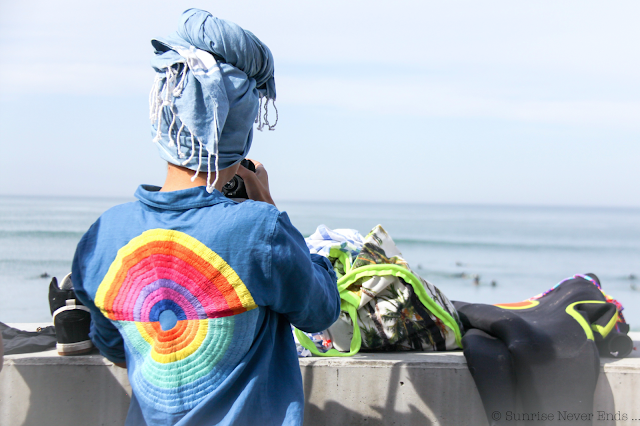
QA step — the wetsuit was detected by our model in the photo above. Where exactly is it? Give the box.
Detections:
[454,274,631,426]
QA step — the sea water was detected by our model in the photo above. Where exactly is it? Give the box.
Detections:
[1,195,639,329]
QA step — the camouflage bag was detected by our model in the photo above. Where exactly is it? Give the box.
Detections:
[294,225,463,357]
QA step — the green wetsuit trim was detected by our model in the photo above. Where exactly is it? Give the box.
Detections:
[565,300,617,341]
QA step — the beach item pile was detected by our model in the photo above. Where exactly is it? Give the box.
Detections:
[294,225,463,357]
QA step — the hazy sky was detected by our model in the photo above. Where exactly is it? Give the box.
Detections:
[1,0,638,206]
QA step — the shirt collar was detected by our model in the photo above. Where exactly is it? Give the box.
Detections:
[134,184,234,210]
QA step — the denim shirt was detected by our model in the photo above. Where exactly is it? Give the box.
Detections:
[72,185,339,426]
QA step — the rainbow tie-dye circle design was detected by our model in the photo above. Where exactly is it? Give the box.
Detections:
[95,229,258,413]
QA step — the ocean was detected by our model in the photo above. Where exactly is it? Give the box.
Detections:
[1,195,639,330]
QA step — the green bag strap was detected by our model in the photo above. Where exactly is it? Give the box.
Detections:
[294,299,362,357]
[294,249,360,357]
[329,249,352,277]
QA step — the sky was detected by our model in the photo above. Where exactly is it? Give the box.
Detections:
[0,0,639,206]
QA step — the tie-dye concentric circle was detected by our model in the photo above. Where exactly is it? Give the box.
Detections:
[95,229,258,412]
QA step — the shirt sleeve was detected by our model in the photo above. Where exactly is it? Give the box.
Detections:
[266,212,341,332]
[72,230,126,364]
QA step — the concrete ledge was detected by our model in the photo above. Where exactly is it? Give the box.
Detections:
[2,325,639,426]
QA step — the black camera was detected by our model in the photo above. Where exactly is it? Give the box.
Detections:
[222,159,256,199]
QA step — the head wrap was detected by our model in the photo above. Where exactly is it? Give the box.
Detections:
[149,9,277,192]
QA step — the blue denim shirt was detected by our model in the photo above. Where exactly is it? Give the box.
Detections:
[72,185,339,426]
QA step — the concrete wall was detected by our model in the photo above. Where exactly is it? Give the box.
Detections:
[300,352,487,426]
[1,350,131,426]
[2,325,639,426]
[299,349,640,426]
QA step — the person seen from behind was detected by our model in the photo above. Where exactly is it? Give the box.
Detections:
[71,9,340,426]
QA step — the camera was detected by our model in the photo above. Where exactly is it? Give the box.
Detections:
[222,159,256,199]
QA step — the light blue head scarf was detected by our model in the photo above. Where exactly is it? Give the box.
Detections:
[150,9,277,192]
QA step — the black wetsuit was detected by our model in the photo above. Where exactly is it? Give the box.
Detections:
[454,275,631,426]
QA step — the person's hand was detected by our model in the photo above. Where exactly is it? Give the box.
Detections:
[236,159,276,207]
